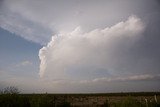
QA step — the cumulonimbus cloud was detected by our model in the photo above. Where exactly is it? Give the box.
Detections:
[39,15,145,80]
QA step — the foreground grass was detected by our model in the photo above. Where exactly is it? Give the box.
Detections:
[0,92,160,107]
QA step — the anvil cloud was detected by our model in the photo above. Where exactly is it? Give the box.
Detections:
[39,16,145,81]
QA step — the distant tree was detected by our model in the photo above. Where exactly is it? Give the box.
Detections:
[0,89,2,94]
[2,86,20,94]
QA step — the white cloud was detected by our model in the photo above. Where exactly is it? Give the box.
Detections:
[39,16,145,80]
[91,74,160,83]
[16,61,32,67]
[1,0,156,45]
[0,0,53,44]
[1,0,160,93]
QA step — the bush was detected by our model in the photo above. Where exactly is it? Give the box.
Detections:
[116,97,145,107]
[38,94,54,107]
[57,101,71,107]
[1,86,20,94]
[0,86,31,107]
[0,94,30,107]
[103,99,109,107]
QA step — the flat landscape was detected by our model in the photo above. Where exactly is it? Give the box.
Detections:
[0,92,160,107]
[1,0,160,107]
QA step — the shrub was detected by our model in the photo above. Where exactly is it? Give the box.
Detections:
[116,96,145,107]
[1,86,20,94]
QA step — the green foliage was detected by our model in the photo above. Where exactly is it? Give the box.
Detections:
[116,97,144,107]
[37,94,54,107]
[28,94,71,107]
[103,96,160,107]
[0,86,28,107]
[103,99,109,107]
[57,102,71,107]
[0,89,159,107]
[0,94,30,107]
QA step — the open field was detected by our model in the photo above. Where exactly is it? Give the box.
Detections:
[0,92,160,107]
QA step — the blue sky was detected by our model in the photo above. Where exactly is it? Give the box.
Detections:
[0,0,160,93]
[0,28,41,65]
[0,27,41,92]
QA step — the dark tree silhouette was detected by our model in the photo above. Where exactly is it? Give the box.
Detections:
[2,86,20,94]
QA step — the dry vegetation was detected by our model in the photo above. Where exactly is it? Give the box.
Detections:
[0,87,160,107]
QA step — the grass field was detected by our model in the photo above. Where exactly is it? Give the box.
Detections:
[0,92,160,107]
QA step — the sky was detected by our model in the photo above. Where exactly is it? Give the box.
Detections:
[0,0,160,93]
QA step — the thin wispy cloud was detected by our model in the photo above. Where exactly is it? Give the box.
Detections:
[15,60,32,67]
[1,0,159,45]
[0,0,53,44]
[91,74,160,83]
